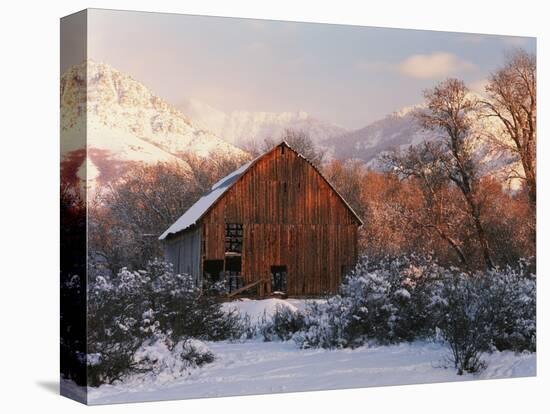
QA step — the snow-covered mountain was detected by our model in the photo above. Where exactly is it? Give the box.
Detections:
[61,61,246,190]
[178,99,346,148]
[325,104,522,188]
[324,105,439,167]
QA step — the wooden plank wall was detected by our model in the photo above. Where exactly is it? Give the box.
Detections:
[202,145,359,296]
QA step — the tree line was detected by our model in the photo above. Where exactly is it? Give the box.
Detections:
[329,49,536,271]
[87,49,535,274]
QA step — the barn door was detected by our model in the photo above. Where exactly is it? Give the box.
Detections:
[225,255,242,293]
[203,260,224,284]
[270,266,287,293]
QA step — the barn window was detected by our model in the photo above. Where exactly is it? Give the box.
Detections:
[225,255,243,293]
[225,223,243,253]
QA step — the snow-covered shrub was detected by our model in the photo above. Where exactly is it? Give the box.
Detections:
[478,259,536,352]
[340,255,450,344]
[295,256,444,349]
[87,260,239,386]
[387,258,446,341]
[259,304,305,342]
[133,337,214,382]
[293,299,348,349]
[225,312,257,341]
[339,265,396,344]
[435,271,491,374]
[87,266,151,386]
[290,255,536,368]
[60,273,87,385]
[433,259,536,374]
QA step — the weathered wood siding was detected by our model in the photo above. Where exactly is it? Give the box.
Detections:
[163,227,202,285]
[202,145,360,296]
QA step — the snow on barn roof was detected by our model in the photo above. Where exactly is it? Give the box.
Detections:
[159,158,254,240]
[159,142,362,240]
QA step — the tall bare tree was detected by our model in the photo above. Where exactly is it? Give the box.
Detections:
[323,159,368,219]
[482,49,536,208]
[415,78,495,269]
[383,142,468,266]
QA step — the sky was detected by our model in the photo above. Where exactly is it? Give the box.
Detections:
[82,9,536,129]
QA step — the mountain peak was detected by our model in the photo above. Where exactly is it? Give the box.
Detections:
[61,61,247,191]
[178,100,346,148]
[393,103,424,118]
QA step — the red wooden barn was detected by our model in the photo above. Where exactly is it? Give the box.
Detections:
[160,142,362,297]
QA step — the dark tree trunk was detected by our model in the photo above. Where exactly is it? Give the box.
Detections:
[464,192,494,270]
[435,226,468,266]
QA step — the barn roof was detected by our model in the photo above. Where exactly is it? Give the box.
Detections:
[159,142,362,240]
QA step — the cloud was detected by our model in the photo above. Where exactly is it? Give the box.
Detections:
[356,52,477,80]
[398,52,477,79]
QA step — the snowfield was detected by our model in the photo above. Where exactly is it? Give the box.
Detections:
[88,299,536,405]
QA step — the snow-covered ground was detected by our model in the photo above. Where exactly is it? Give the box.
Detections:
[88,299,536,405]
[222,297,312,322]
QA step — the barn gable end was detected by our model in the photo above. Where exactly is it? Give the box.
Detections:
[160,142,361,241]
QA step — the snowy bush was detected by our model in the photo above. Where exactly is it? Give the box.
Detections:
[133,337,214,383]
[60,273,87,385]
[259,304,305,342]
[289,255,535,375]
[295,256,445,349]
[87,260,240,386]
[435,271,491,374]
[481,260,536,352]
[293,300,348,349]
[432,259,536,374]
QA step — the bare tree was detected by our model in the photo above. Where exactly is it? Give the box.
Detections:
[89,162,198,272]
[383,142,468,266]
[182,152,252,194]
[323,159,368,219]
[482,49,536,208]
[415,79,495,269]
[89,151,254,272]
[263,129,327,167]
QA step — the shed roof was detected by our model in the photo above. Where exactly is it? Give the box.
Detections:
[159,142,362,240]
